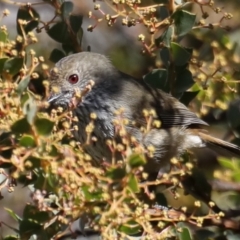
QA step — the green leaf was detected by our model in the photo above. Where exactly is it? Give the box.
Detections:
[19,135,36,147]
[180,91,199,106]
[16,6,40,35]
[195,229,215,240]
[11,118,31,134]
[128,153,146,168]
[175,69,194,92]
[3,57,24,75]
[62,43,75,54]
[160,47,170,67]
[16,76,30,95]
[155,26,173,48]
[61,1,73,20]
[23,205,49,223]
[171,42,191,66]
[144,69,169,92]
[218,157,236,170]
[69,14,83,33]
[106,167,126,180]
[0,30,7,42]
[0,58,8,73]
[34,117,54,136]
[232,172,240,182]
[49,48,65,63]
[172,10,196,36]
[2,236,20,240]
[119,221,141,235]
[81,185,103,201]
[155,192,168,207]
[47,22,71,43]
[25,156,41,170]
[5,208,22,222]
[227,101,240,130]
[179,227,192,240]
[19,219,42,239]
[128,174,139,193]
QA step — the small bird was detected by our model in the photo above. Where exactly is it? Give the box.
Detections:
[48,52,240,173]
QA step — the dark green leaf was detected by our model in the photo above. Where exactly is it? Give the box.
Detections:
[195,229,215,240]
[19,135,36,148]
[182,169,212,201]
[0,30,7,42]
[3,57,24,75]
[106,167,126,180]
[61,1,73,20]
[33,170,56,192]
[47,22,71,43]
[171,42,191,66]
[62,43,75,54]
[160,47,170,67]
[19,219,42,239]
[180,91,199,106]
[34,117,54,136]
[155,26,173,48]
[69,14,83,33]
[0,132,13,160]
[49,48,65,63]
[128,174,139,193]
[25,156,41,170]
[16,76,30,95]
[155,192,168,207]
[0,58,8,73]
[49,144,59,156]
[128,153,146,168]
[16,6,39,35]
[11,118,31,134]
[23,205,49,223]
[172,10,196,36]
[175,69,194,92]
[144,68,169,92]
[227,100,240,130]
[119,221,141,235]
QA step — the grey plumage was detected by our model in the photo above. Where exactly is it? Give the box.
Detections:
[48,52,240,173]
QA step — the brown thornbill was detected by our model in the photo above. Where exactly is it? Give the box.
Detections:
[48,52,240,173]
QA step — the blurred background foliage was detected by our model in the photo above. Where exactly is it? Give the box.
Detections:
[0,0,240,239]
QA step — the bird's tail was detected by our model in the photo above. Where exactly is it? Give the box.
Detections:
[198,132,240,157]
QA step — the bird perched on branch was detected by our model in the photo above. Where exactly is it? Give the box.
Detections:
[48,52,240,173]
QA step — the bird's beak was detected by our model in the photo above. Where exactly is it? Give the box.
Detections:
[47,93,62,104]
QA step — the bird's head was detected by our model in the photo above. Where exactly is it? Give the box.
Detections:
[47,52,117,107]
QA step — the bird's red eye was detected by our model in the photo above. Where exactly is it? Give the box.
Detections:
[68,74,79,84]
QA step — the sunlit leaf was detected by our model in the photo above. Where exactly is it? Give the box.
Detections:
[128,153,146,168]
[19,135,36,148]
[128,174,139,193]
[34,117,54,136]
